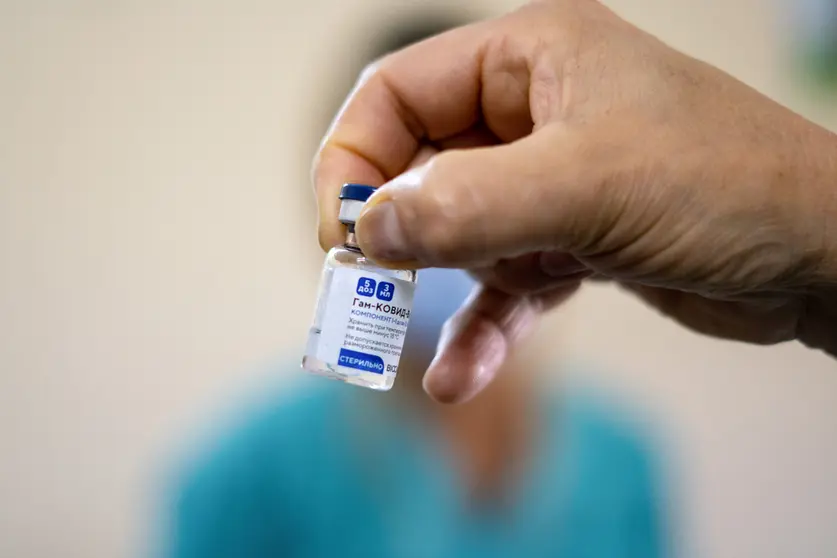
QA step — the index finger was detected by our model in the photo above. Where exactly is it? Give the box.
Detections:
[311,21,491,250]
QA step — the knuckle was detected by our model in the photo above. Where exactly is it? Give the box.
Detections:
[353,60,388,98]
[359,60,384,83]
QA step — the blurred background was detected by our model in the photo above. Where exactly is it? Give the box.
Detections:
[1,0,836,557]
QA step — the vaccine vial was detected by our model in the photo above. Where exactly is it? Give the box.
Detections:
[302,184,417,391]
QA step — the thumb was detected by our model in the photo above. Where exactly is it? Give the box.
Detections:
[355,126,607,268]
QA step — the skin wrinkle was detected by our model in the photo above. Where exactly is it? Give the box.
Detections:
[714,226,792,292]
[467,27,489,146]
[585,135,793,294]
[586,151,712,285]
[588,163,658,257]
[561,3,585,121]
[376,66,429,145]
[396,24,488,143]
[509,146,574,255]
[528,43,559,129]
[704,160,802,292]
[488,294,538,343]
[323,141,389,185]
[542,127,630,257]
[480,35,531,142]
[475,255,591,296]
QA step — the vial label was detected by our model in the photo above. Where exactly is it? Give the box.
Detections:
[315,267,415,377]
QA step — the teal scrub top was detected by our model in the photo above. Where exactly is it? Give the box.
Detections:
[164,374,670,558]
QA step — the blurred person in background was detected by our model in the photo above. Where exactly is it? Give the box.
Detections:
[162,14,673,558]
[166,267,670,558]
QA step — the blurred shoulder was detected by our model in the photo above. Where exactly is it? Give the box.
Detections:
[174,373,349,481]
[156,367,362,556]
[160,372,355,551]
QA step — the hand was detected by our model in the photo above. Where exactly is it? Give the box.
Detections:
[312,0,837,403]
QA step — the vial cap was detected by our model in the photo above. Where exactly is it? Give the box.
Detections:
[338,183,376,225]
[339,183,376,202]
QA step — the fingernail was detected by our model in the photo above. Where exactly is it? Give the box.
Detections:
[539,251,587,277]
[357,199,413,262]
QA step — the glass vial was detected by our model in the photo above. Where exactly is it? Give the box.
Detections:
[302,184,417,391]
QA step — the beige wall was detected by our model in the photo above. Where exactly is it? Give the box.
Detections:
[0,1,835,557]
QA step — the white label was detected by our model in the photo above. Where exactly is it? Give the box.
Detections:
[316,267,415,377]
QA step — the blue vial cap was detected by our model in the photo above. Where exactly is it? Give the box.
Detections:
[339,183,376,202]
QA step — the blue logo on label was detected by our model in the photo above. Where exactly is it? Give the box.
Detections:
[356,277,376,297]
[338,349,385,374]
[376,281,395,301]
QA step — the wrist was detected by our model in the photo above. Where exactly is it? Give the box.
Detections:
[752,119,837,286]
[793,126,837,285]
[786,124,837,356]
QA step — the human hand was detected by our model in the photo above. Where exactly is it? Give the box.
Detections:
[312,0,837,402]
